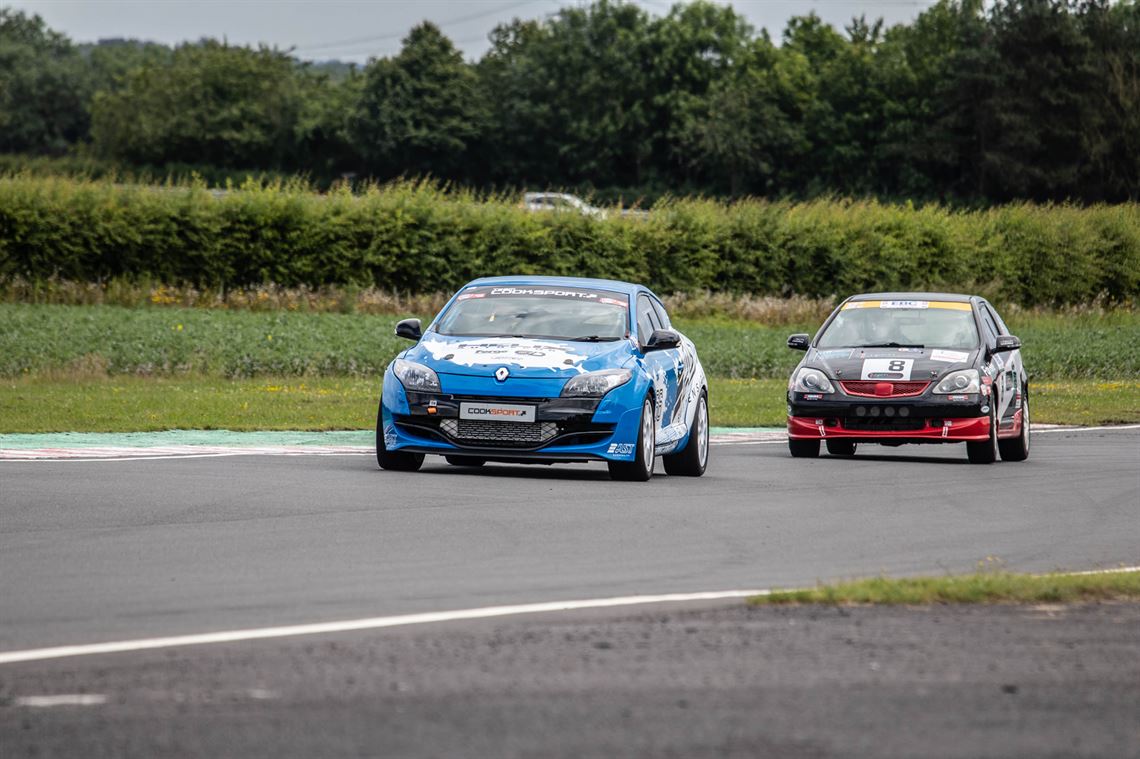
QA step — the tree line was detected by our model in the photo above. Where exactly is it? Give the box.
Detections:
[1,0,1137,203]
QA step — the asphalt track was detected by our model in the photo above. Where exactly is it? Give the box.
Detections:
[1,428,1138,757]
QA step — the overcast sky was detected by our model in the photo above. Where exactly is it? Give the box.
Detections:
[13,0,936,63]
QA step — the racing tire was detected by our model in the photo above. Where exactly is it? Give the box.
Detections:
[608,398,656,482]
[825,440,857,456]
[998,393,1030,462]
[663,390,709,477]
[375,405,424,472]
[966,404,999,464]
[445,455,486,467]
[788,438,820,458]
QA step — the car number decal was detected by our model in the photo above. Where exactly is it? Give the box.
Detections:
[861,358,914,380]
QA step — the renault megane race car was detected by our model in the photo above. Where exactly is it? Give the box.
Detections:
[785,293,1030,463]
[377,276,709,480]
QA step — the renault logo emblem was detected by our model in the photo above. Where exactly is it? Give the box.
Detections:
[495,367,510,382]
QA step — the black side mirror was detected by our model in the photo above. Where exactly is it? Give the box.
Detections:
[992,334,1021,353]
[644,329,681,352]
[395,318,422,341]
[787,333,810,351]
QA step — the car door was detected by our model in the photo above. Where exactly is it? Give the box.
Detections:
[636,294,679,439]
[650,295,694,425]
[984,301,1024,424]
[977,302,1012,422]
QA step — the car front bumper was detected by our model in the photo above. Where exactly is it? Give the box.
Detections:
[381,371,645,462]
[787,392,991,443]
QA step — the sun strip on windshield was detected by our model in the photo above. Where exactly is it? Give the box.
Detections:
[841,300,972,311]
[456,286,629,308]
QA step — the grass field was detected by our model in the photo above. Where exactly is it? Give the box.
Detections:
[1,376,1135,433]
[2,303,1138,379]
[749,569,1140,606]
[1,302,1137,432]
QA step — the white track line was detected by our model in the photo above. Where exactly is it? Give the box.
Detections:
[3,566,1138,665]
[1035,423,1140,433]
[0,423,1135,462]
[1,451,373,463]
[0,589,772,665]
[15,694,107,707]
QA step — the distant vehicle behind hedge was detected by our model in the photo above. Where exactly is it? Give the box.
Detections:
[522,192,606,219]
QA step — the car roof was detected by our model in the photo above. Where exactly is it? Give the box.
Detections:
[464,275,645,297]
[846,292,976,304]
[523,192,575,200]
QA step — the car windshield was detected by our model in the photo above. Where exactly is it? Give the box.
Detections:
[436,286,629,340]
[816,301,979,351]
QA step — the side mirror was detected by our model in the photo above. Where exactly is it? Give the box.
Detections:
[992,334,1021,353]
[787,333,810,351]
[643,329,681,352]
[395,318,422,341]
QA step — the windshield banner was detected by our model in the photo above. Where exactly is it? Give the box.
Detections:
[842,300,972,311]
[457,286,628,308]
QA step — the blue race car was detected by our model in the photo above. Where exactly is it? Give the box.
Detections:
[376,276,709,481]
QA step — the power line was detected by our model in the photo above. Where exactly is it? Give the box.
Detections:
[293,0,551,53]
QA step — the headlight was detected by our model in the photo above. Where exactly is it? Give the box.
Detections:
[392,359,441,392]
[561,369,632,398]
[790,367,835,394]
[933,369,980,394]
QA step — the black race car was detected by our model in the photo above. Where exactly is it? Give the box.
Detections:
[785,293,1030,463]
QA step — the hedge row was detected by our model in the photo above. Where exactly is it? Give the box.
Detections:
[1,176,1137,307]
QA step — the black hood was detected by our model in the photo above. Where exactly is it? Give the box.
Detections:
[806,346,978,383]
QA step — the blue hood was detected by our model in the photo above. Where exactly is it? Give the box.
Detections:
[405,334,635,379]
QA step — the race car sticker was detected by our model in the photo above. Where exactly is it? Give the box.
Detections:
[858,348,925,359]
[930,349,970,363]
[607,443,635,455]
[420,338,588,372]
[455,286,629,307]
[652,365,667,422]
[860,358,914,380]
[842,301,972,311]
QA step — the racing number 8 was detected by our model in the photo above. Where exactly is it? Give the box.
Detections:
[888,360,906,372]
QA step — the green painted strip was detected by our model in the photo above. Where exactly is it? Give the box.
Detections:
[0,430,376,449]
[0,426,785,450]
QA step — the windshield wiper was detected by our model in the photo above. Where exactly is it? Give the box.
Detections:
[858,342,925,348]
[568,335,621,342]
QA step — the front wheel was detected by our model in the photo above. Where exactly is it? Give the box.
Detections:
[966,404,999,464]
[788,438,820,458]
[663,390,709,477]
[998,393,1031,462]
[608,398,656,482]
[376,404,424,472]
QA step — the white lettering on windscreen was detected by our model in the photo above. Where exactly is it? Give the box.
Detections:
[488,287,599,299]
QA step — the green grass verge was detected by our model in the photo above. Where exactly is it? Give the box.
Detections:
[749,570,1140,606]
[0,376,381,433]
[1,376,1136,433]
[2,303,1139,379]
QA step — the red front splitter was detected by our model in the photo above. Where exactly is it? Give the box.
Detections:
[787,415,991,441]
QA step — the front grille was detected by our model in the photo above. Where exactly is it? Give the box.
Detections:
[841,381,930,398]
[843,417,925,432]
[439,419,558,446]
